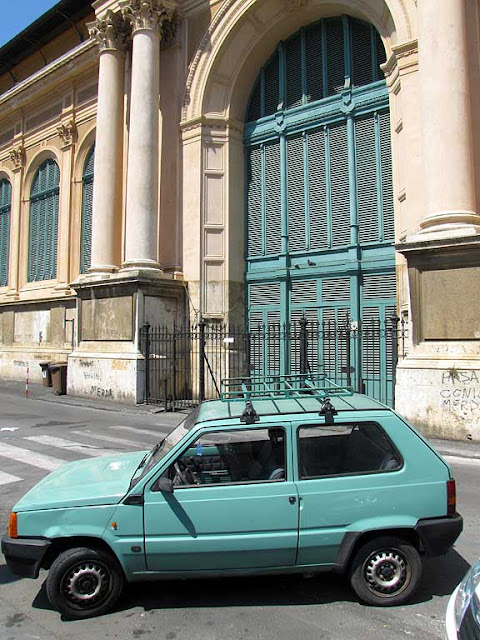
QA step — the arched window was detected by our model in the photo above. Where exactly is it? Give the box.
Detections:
[81,146,94,274]
[0,178,12,287]
[28,159,60,282]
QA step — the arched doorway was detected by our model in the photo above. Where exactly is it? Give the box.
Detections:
[244,15,396,403]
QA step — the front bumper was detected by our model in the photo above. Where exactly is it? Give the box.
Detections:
[1,535,51,579]
[415,513,463,557]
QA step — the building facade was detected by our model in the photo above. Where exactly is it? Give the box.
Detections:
[0,0,479,440]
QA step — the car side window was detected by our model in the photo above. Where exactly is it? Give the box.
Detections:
[166,427,287,487]
[297,422,402,479]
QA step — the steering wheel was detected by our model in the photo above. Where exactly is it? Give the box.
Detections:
[174,460,196,485]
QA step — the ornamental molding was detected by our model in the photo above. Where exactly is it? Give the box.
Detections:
[88,10,130,51]
[285,0,307,10]
[9,146,25,170]
[57,120,77,147]
[120,0,179,35]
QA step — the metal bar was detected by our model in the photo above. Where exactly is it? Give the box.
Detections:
[143,323,150,404]
[199,319,206,402]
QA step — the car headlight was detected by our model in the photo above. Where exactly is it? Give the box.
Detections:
[455,560,480,631]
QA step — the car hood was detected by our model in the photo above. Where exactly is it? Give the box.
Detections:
[14,450,149,512]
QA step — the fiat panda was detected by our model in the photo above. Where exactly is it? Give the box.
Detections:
[2,375,463,619]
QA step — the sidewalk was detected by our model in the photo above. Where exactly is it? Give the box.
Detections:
[0,378,188,417]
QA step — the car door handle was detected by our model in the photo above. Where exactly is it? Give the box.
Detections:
[289,496,297,504]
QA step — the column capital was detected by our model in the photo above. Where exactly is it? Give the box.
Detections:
[88,10,130,52]
[9,146,25,172]
[57,120,77,148]
[120,0,178,35]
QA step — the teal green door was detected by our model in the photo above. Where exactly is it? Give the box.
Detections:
[245,16,397,405]
[143,424,299,571]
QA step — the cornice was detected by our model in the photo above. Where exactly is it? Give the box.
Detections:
[0,40,96,110]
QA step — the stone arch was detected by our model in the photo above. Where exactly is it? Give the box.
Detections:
[21,150,61,285]
[24,148,61,198]
[183,0,417,123]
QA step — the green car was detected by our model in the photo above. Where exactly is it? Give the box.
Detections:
[2,375,463,619]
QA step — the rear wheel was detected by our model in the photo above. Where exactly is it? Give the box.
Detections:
[349,536,422,606]
[46,547,124,619]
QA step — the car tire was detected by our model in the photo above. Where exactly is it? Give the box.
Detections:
[349,536,422,606]
[46,546,125,619]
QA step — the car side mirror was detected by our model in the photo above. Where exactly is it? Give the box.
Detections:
[153,477,174,494]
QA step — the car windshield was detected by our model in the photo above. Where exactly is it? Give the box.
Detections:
[129,407,199,487]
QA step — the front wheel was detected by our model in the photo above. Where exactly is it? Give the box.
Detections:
[46,547,125,619]
[349,536,422,606]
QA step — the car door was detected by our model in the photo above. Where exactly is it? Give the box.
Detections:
[143,422,299,572]
[293,417,404,566]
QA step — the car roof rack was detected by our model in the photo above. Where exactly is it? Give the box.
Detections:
[220,373,352,402]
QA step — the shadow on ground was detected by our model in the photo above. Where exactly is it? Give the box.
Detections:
[0,562,22,585]
[31,548,470,620]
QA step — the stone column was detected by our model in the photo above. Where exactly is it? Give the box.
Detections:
[88,12,128,274]
[417,0,479,237]
[121,0,176,270]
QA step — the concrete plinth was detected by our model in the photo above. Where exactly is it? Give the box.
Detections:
[68,271,185,404]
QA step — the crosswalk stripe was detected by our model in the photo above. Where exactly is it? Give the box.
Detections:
[110,425,169,438]
[0,442,65,471]
[0,470,22,486]
[71,430,151,449]
[24,435,116,458]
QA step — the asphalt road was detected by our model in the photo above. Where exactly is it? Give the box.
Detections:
[0,381,479,640]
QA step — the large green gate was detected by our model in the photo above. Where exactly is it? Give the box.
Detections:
[245,15,397,405]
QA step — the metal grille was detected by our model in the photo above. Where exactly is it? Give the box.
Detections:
[28,159,59,282]
[264,51,280,116]
[0,178,11,287]
[351,19,373,87]
[356,114,379,244]
[329,122,350,247]
[247,146,263,256]
[308,128,329,249]
[264,141,282,255]
[81,145,95,274]
[141,317,407,410]
[286,33,303,109]
[287,134,306,251]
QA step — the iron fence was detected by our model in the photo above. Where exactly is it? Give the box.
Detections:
[140,316,408,410]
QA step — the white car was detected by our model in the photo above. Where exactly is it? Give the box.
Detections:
[446,559,480,639]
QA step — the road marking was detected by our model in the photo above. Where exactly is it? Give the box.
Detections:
[110,425,170,438]
[24,435,116,458]
[444,454,480,467]
[0,470,22,486]
[71,430,151,449]
[0,442,65,471]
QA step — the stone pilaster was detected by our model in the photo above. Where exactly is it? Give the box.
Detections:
[87,11,129,275]
[6,146,25,299]
[120,0,178,271]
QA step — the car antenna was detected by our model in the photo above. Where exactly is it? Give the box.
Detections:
[319,397,337,425]
[240,400,259,425]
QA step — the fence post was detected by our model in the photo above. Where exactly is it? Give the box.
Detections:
[172,323,177,412]
[345,317,352,389]
[199,318,206,402]
[391,315,399,408]
[299,316,308,376]
[143,323,151,404]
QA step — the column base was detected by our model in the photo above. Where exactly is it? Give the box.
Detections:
[121,259,162,272]
[408,210,480,243]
